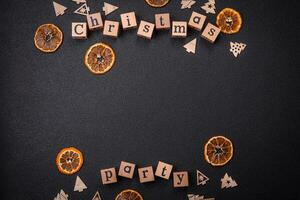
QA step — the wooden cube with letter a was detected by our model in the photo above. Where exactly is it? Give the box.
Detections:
[72,22,87,39]
[137,20,155,39]
[201,23,221,43]
[118,161,136,179]
[188,11,206,31]
[172,21,187,38]
[173,171,189,188]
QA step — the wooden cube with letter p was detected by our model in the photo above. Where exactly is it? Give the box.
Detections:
[100,167,117,184]
[173,171,189,188]
[155,13,170,30]
[72,22,87,39]
[118,161,136,179]
[201,23,221,43]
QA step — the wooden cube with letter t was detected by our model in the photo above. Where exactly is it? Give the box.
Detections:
[155,161,173,180]
[201,23,221,43]
[155,13,170,30]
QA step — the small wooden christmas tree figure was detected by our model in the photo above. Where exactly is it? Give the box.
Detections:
[181,0,196,9]
[183,38,197,54]
[74,176,87,192]
[92,191,102,200]
[53,2,67,17]
[54,189,68,200]
[201,0,216,14]
[221,173,238,189]
[230,42,247,57]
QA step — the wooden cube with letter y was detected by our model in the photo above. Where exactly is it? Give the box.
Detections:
[173,171,189,188]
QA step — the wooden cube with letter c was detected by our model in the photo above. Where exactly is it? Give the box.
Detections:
[72,22,87,39]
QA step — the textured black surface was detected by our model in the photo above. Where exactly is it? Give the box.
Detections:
[0,0,299,199]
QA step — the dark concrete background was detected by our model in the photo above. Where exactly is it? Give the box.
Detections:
[0,0,299,199]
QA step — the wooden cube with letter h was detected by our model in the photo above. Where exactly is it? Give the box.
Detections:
[87,12,103,30]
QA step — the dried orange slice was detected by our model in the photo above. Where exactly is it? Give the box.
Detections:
[216,8,242,34]
[34,24,63,53]
[145,0,170,7]
[115,189,143,200]
[56,147,83,175]
[84,43,116,74]
[204,136,233,166]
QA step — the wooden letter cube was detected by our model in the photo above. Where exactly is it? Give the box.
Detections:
[118,161,136,179]
[201,23,221,43]
[188,11,206,31]
[100,168,117,184]
[72,22,87,39]
[103,20,119,38]
[155,13,170,30]
[173,171,189,188]
[138,166,155,183]
[172,21,187,38]
[137,20,155,39]
[87,12,103,30]
[120,12,137,30]
[155,161,173,180]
